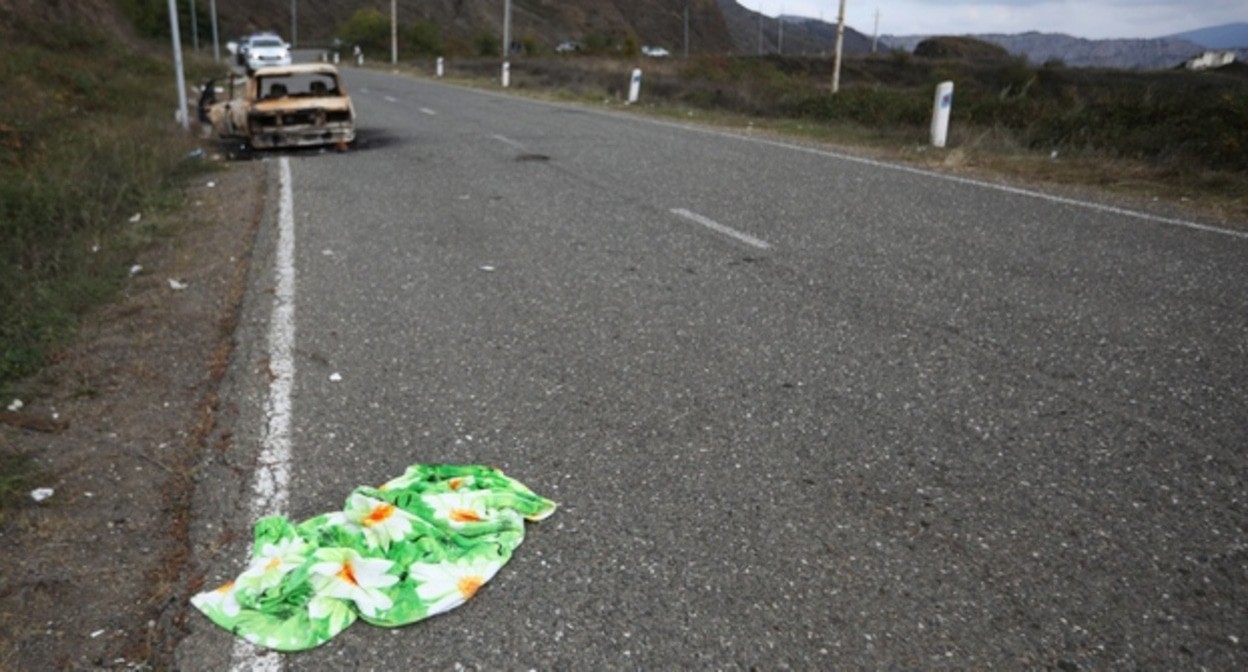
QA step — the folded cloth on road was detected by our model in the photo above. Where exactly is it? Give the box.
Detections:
[191,464,557,651]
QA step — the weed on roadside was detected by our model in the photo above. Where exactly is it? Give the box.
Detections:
[0,17,216,388]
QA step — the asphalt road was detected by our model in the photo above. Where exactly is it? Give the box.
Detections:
[178,65,1248,670]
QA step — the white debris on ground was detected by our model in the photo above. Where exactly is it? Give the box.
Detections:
[329,373,343,382]
[6,399,22,412]
[30,488,54,503]
[168,279,188,291]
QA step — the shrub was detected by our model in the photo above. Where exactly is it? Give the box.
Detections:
[335,8,390,57]
[403,20,443,57]
[475,31,501,57]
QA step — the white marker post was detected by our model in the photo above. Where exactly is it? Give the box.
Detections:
[436,57,444,78]
[627,68,642,104]
[502,61,511,88]
[931,81,954,148]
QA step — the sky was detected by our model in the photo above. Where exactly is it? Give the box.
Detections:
[760,1,1247,40]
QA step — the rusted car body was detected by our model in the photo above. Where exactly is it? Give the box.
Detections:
[201,64,355,150]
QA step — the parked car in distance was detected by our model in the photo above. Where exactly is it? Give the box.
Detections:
[199,64,355,150]
[244,35,292,71]
[641,46,671,57]
[231,32,277,66]
[555,41,582,54]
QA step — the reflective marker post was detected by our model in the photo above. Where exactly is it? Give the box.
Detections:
[627,68,642,104]
[930,81,954,148]
[437,57,445,78]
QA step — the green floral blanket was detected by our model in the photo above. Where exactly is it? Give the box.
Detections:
[191,464,556,651]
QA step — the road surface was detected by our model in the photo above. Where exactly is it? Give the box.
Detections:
[177,65,1248,670]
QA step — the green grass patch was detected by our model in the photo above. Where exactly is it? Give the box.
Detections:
[0,16,215,387]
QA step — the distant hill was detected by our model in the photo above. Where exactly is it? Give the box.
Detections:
[0,0,737,55]
[717,0,872,55]
[1165,22,1248,49]
[216,0,735,54]
[882,31,1206,69]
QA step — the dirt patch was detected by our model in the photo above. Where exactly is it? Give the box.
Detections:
[0,159,266,670]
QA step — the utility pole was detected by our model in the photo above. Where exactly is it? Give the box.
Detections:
[502,0,512,86]
[190,0,199,52]
[778,10,783,55]
[209,0,219,60]
[290,0,297,48]
[210,0,220,61]
[832,0,846,93]
[166,0,188,130]
[757,3,763,55]
[503,0,512,59]
[872,7,880,54]
[683,1,690,59]
[391,0,398,63]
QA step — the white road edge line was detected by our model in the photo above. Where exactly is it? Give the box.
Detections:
[672,208,773,250]
[229,158,296,672]
[646,118,1248,241]
[419,107,437,116]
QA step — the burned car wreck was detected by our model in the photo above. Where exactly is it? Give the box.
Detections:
[200,63,355,150]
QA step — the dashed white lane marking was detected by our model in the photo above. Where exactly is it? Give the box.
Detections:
[384,95,398,103]
[635,117,1248,241]
[443,82,1244,241]
[419,107,437,116]
[229,157,296,672]
[492,134,527,151]
[671,208,773,250]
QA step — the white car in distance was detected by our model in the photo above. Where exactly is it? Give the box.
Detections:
[245,36,292,72]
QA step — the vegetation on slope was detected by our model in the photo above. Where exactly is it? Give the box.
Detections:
[0,15,209,385]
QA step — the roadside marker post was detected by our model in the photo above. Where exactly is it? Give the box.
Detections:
[931,81,954,148]
[502,61,511,88]
[437,57,444,78]
[628,68,642,104]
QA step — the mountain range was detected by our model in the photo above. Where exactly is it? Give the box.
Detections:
[1165,22,1248,49]
[881,32,1215,70]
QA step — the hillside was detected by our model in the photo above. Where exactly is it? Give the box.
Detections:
[215,0,734,54]
[1166,22,1248,49]
[883,31,1206,69]
[716,0,872,55]
[0,0,132,36]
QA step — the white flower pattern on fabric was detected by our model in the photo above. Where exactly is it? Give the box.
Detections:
[237,536,310,592]
[191,580,241,618]
[190,465,556,652]
[424,491,491,529]
[339,493,419,551]
[409,558,503,617]
[309,548,399,618]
